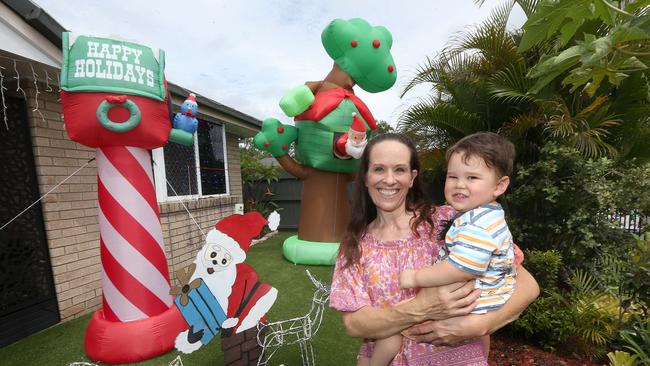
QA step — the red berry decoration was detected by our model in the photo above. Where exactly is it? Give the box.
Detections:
[277,126,284,133]
[282,144,287,150]
[373,39,380,48]
[351,40,358,48]
[388,64,394,73]
[263,141,270,147]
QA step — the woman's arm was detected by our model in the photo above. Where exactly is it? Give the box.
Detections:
[403,266,539,345]
[341,281,480,339]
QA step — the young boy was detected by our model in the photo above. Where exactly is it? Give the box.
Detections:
[369,132,517,365]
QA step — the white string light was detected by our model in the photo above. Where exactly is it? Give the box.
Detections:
[1,56,60,123]
[29,62,45,123]
[44,66,53,92]
[0,65,8,130]
[56,70,61,102]
[13,59,27,99]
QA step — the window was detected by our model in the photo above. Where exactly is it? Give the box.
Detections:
[153,119,229,201]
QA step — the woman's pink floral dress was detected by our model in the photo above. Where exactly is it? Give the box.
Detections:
[330,205,488,366]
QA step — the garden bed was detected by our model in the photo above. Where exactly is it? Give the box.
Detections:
[489,333,599,366]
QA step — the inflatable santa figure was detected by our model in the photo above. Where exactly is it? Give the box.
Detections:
[348,112,369,159]
[173,211,280,354]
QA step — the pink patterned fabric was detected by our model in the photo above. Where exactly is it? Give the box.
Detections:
[330,205,488,366]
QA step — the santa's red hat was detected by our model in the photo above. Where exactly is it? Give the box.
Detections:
[214,212,268,253]
[185,93,197,105]
[350,113,366,133]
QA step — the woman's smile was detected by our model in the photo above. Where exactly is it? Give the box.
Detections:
[365,140,417,214]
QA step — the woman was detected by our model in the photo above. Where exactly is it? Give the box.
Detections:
[330,133,539,365]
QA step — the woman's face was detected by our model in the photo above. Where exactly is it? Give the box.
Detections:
[365,140,417,215]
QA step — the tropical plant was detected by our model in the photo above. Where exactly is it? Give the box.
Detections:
[400,0,650,175]
[399,1,539,170]
[511,267,622,358]
[607,350,638,366]
[371,120,395,137]
[240,138,282,219]
[240,138,280,184]
[506,143,638,266]
[597,234,649,329]
[519,0,650,162]
[568,269,621,359]
[620,320,650,365]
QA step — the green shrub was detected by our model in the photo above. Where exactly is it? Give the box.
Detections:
[506,144,643,271]
[622,235,650,318]
[510,291,576,352]
[511,267,621,358]
[620,320,650,366]
[568,269,620,359]
[524,249,562,290]
[240,137,282,219]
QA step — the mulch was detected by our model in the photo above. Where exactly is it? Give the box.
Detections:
[488,333,600,366]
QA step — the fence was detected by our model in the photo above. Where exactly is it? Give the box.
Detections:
[243,172,302,230]
[244,172,355,231]
[608,211,646,236]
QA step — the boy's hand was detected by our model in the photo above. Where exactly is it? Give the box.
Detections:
[399,269,418,288]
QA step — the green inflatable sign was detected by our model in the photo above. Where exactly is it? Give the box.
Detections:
[60,33,166,101]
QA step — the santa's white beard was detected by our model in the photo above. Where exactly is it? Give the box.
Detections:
[192,264,237,311]
[345,138,367,159]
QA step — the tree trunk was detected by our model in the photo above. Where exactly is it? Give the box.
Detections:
[298,169,351,243]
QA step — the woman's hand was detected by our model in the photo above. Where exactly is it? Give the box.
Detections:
[403,266,540,345]
[406,280,480,322]
[402,315,486,346]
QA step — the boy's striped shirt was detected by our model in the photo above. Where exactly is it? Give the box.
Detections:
[445,203,516,313]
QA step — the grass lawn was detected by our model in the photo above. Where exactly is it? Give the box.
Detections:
[0,231,361,366]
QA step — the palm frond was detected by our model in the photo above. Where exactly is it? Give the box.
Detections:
[545,98,622,159]
[499,112,544,136]
[447,2,523,71]
[513,0,541,18]
[488,61,540,104]
[398,98,483,149]
[400,53,484,97]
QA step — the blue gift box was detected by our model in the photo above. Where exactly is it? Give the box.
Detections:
[175,279,227,345]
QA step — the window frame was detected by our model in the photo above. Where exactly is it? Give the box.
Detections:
[152,119,230,202]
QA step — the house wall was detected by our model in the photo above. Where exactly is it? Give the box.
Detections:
[23,82,243,321]
[160,134,243,278]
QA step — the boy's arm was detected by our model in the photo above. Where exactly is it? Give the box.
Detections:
[403,266,539,345]
[400,260,475,288]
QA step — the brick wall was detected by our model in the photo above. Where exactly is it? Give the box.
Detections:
[23,81,246,322]
[160,194,241,279]
[24,83,102,321]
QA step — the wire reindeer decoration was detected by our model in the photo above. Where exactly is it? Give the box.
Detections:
[256,270,331,366]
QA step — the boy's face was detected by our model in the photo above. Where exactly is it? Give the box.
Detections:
[444,152,509,212]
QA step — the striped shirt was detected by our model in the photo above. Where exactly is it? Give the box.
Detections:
[445,203,516,313]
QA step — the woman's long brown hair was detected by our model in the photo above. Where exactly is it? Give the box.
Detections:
[339,133,435,268]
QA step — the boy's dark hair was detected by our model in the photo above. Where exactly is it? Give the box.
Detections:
[446,132,515,177]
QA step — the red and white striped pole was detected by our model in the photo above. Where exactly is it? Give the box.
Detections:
[85,146,185,363]
[97,146,171,320]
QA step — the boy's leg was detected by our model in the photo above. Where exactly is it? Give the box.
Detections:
[369,335,402,366]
